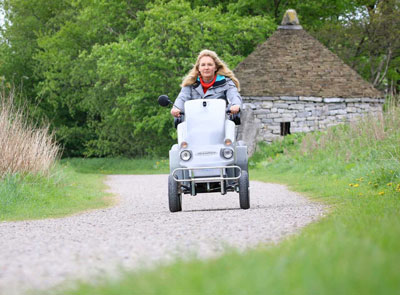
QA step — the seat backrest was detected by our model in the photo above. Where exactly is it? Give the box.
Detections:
[184,99,226,146]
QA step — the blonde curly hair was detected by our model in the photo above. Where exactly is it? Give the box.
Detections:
[181,49,240,91]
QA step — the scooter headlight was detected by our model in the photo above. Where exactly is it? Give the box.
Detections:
[221,148,234,159]
[180,150,192,161]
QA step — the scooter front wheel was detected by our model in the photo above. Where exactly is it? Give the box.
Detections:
[239,170,250,209]
[168,174,182,212]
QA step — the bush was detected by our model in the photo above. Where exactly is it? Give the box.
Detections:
[0,87,59,178]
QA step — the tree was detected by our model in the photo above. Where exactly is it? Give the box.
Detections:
[312,0,400,95]
[79,0,276,156]
[29,0,275,157]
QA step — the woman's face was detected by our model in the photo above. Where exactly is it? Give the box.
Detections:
[198,56,217,81]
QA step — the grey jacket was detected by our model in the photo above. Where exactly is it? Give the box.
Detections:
[173,75,242,111]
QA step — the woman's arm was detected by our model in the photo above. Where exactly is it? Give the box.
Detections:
[171,86,192,117]
[226,79,242,114]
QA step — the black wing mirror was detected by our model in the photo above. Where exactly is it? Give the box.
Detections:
[158,95,172,107]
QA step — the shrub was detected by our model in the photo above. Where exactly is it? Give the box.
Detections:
[0,87,59,178]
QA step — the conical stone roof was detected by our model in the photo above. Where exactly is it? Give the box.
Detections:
[234,10,383,98]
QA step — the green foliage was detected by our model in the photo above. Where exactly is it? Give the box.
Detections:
[2,0,398,156]
[254,107,400,195]
[250,133,305,167]
[63,157,169,175]
[1,0,275,157]
[0,165,110,221]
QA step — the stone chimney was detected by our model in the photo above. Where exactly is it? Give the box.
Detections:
[278,9,303,30]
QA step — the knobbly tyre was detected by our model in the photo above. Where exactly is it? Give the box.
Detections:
[158,95,250,212]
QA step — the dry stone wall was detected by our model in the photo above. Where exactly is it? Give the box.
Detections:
[241,96,384,143]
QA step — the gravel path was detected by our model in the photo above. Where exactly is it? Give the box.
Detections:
[0,174,325,295]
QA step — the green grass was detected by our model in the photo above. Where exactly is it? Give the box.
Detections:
[0,165,112,221]
[1,158,170,221]
[57,109,400,295]
[63,157,169,174]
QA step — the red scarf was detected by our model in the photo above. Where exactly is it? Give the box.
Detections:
[200,75,217,94]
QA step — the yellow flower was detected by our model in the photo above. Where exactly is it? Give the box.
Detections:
[349,183,353,187]
[368,181,372,185]
[378,191,385,195]
[353,183,359,188]
[156,161,160,165]
[387,183,392,186]
[359,193,363,196]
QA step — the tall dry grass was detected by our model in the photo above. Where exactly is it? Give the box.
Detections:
[0,88,59,178]
[300,107,400,156]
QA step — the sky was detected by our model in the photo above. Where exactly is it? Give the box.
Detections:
[0,8,4,27]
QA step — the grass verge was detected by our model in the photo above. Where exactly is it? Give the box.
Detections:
[0,164,112,221]
[1,158,169,221]
[63,157,169,174]
[57,109,400,295]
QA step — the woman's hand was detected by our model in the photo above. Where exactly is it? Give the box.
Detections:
[171,107,181,117]
[230,105,240,114]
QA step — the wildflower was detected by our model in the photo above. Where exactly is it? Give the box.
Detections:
[387,183,392,186]
[156,161,160,165]
[359,193,363,196]
[368,181,372,185]
[356,177,364,182]
[353,183,359,188]
[349,183,353,187]
[378,191,385,196]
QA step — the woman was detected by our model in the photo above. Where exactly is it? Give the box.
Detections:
[171,49,242,117]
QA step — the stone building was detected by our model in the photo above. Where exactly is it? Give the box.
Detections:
[234,10,384,154]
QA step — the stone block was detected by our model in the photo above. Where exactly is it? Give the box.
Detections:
[361,97,380,103]
[329,109,347,115]
[328,103,346,110]
[261,119,274,124]
[262,101,273,108]
[299,96,323,102]
[296,111,312,118]
[274,103,289,108]
[273,117,289,123]
[257,96,279,101]
[324,97,344,103]
[288,104,305,110]
[244,103,257,110]
[291,127,304,133]
[253,109,269,115]
[268,125,281,131]
[270,108,278,113]
[312,110,323,116]
[266,113,281,119]
[344,98,361,103]
[280,96,299,101]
